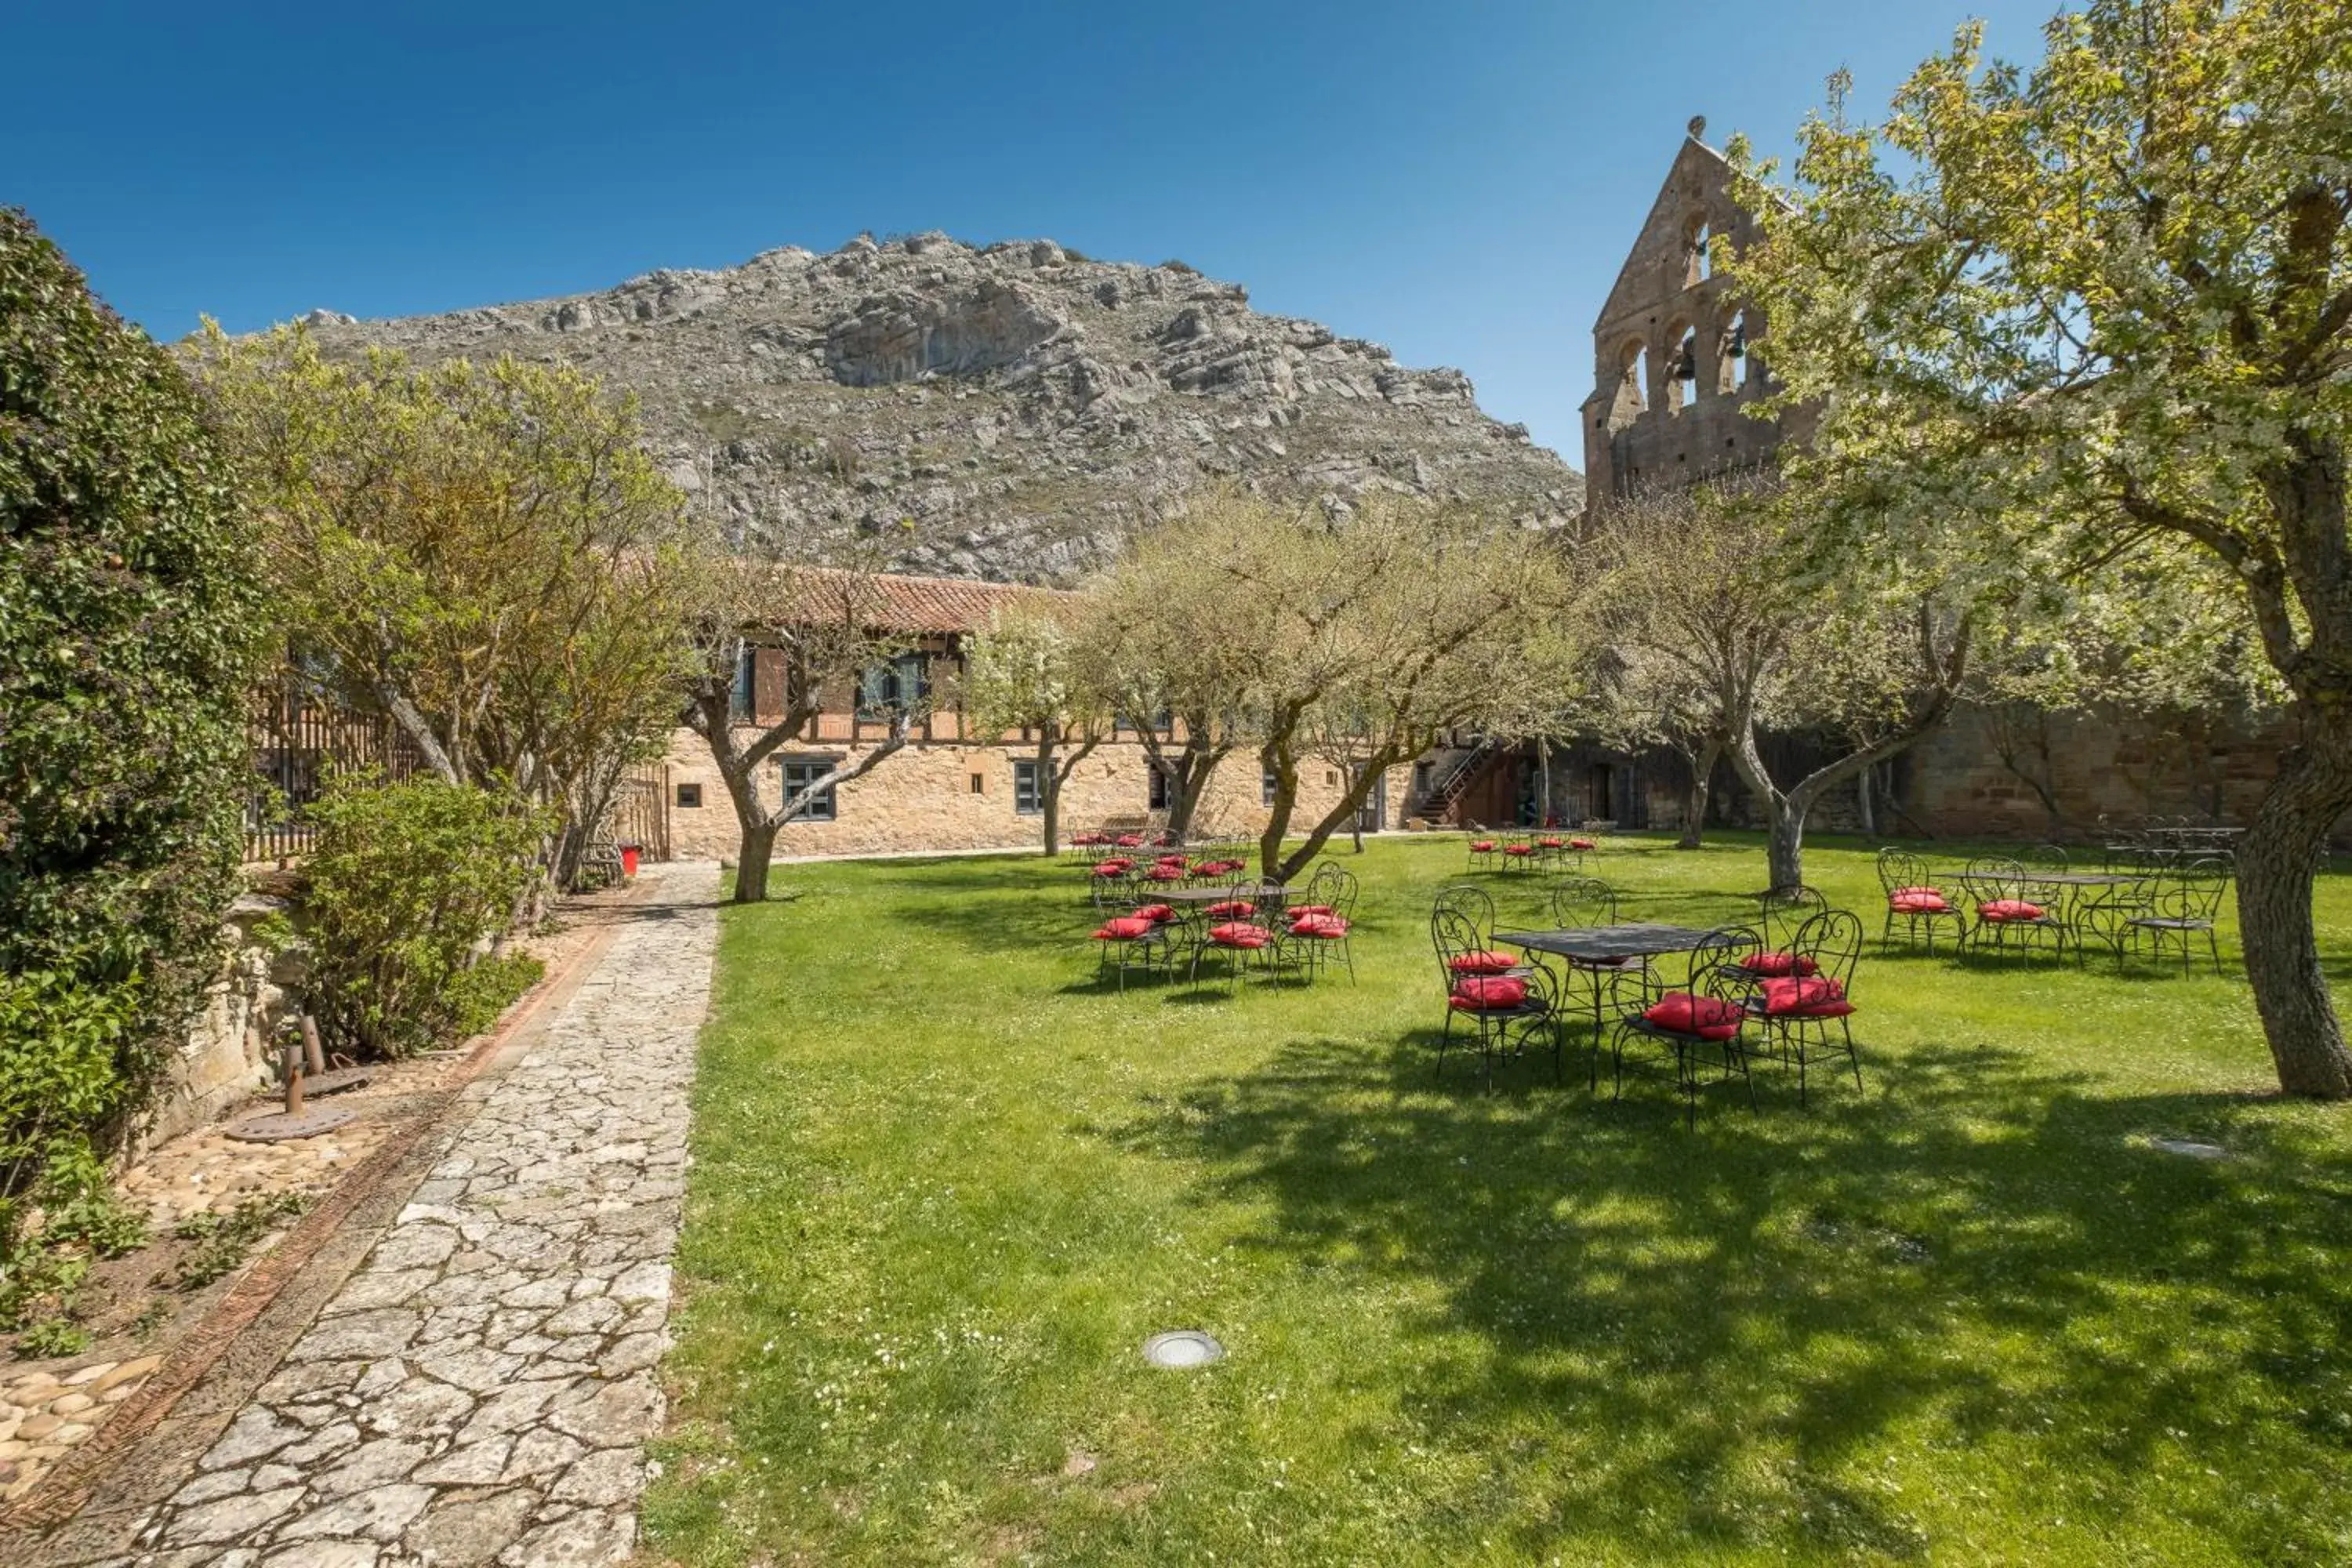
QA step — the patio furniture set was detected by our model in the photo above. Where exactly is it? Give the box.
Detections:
[1436,878,1861,1125]
[1876,844,2232,973]
[1086,848,1360,993]
[1463,825,1600,874]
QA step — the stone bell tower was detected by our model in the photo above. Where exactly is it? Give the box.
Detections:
[1578,118,1809,516]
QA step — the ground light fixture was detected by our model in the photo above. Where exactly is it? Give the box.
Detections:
[1143,1330,1225,1368]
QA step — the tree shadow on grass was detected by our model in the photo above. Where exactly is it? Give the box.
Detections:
[1100,1033,2352,1563]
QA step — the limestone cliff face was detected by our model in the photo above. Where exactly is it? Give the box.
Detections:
[299,232,1582,583]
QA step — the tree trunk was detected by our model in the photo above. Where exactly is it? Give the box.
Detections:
[1036,733,1061,857]
[1273,753,1397,884]
[1537,738,1552,829]
[1676,740,1719,850]
[734,818,779,904]
[2238,720,2352,1098]
[1857,763,1877,840]
[1258,761,1294,882]
[1765,798,1806,891]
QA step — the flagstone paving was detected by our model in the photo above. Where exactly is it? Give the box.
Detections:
[127,860,718,1568]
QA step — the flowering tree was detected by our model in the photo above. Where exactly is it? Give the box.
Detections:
[1098,491,1576,882]
[1728,0,2352,1094]
[963,604,1109,855]
[1589,480,1973,888]
[680,553,924,903]
[195,326,700,891]
[1078,566,1245,840]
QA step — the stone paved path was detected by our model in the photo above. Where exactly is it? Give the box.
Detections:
[132,861,719,1568]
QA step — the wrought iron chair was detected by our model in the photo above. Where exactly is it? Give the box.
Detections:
[1875,847,1967,952]
[1281,860,1359,982]
[1960,857,2065,960]
[1432,906,1561,1088]
[1087,877,1175,991]
[1609,926,1762,1128]
[1191,873,1275,993]
[1433,884,1534,978]
[1734,885,1829,982]
[2127,855,2232,975]
[1465,825,1499,873]
[1744,909,1865,1105]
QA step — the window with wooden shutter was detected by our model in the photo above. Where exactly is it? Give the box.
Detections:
[753,647,788,726]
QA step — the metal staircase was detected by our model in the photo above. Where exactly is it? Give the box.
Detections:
[1412,738,1503,821]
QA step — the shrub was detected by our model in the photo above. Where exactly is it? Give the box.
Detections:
[0,209,266,1238]
[299,774,550,1058]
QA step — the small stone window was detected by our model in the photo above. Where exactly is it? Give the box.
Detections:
[1261,768,1279,807]
[1149,764,1171,811]
[1719,311,1749,394]
[968,772,985,795]
[779,757,838,822]
[1610,339,1649,426]
[676,782,702,809]
[1686,216,1714,286]
[1012,760,1043,815]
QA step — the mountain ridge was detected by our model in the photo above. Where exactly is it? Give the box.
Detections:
[299,230,1583,583]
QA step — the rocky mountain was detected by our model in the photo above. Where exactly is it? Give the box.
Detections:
[299,232,1582,583]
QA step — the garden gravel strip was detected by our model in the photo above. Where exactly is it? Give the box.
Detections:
[47,861,716,1568]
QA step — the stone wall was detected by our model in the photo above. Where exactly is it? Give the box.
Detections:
[1899,702,2290,841]
[151,891,299,1147]
[659,726,1415,860]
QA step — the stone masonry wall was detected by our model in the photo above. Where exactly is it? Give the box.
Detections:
[153,891,301,1148]
[659,727,1414,859]
[1901,701,2293,840]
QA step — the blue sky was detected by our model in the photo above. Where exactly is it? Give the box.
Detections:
[9,0,2066,460]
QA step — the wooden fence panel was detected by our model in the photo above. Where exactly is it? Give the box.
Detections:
[243,688,426,862]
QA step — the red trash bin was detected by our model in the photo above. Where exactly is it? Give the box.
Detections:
[620,844,641,877]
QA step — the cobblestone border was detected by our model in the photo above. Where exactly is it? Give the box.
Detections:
[0,873,652,1557]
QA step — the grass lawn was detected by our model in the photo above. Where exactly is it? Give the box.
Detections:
[644,832,2352,1566]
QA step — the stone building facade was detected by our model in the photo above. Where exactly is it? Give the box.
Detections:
[657,568,1414,861]
[659,731,1409,860]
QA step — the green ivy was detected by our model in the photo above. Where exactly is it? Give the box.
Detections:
[0,209,268,1262]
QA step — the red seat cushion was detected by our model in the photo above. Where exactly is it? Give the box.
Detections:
[1759,976,1849,1015]
[1287,903,1335,918]
[1132,903,1176,923]
[1538,837,1565,848]
[1468,840,1497,852]
[1094,916,1156,940]
[1570,837,1597,851]
[1448,949,1519,976]
[1092,860,1134,877]
[1204,899,1256,918]
[1116,833,1144,848]
[1208,920,1269,947]
[1450,975,1530,1011]
[1980,898,2046,921]
[1743,950,1820,978]
[1503,844,1534,855]
[1642,991,1744,1040]
[1292,914,1350,938]
[1889,890,1951,913]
